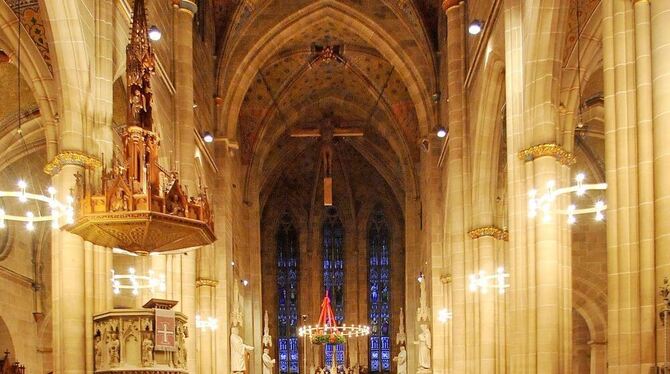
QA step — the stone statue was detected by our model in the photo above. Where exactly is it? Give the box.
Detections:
[142,334,154,366]
[262,347,276,374]
[396,308,406,345]
[231,326,254,373]
[262,310,272,347]
[415,324,432,373]
[94,334,103,369]
[108,330,120,367]
[393,346,407,374]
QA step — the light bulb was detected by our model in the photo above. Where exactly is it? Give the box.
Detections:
[468,20,483,35]
[203,132,214,143]
[436,127,447,138]
[148,25,162,41]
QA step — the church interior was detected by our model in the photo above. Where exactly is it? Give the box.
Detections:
[0,0,667,373]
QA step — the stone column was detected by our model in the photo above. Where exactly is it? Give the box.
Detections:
[602,0,657,370]
[504,0,572,372]
[588,341,607,373]
[196,244,217,374]
[651,0,670,366]
[174,1,199,372]
[442,1,474,373]
[51,165,86,374]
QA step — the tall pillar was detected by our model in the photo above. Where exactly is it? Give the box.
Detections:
[51,165,86,374]
[173,1,199,372]
[504,0,572,372]
[441,1,474,373]
[602,0,657,370]
[196,250,217,374]
[651,0,670,366]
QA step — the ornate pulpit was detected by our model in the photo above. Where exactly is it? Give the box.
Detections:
[93,299,188,374]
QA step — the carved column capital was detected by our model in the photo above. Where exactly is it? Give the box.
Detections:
[195,278,219,288]
[468,226,509,241]
[172,0,198,15]
[442,0,462,13]
[43,151,102,175]
[518,143,576,166]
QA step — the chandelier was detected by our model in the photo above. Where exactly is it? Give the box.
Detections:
[0,3,74,233]
[111,267,166,295]
[0,181,74,231]
[469,267,510,294]
[298,292,370,345]
[195,315,219,331]
[528,173,607,224]
[64,0,215,254]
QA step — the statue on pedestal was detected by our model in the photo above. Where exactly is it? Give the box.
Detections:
[231,326,254,373]
[393,346,407,374]
[262,347,276,374]
[415,324,432,373]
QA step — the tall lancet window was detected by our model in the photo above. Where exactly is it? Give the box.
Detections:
[368,207,391,372]
[277,212,300,373]
[322,207,345,367]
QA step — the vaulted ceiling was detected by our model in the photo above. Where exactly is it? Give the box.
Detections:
[214,1,437,208]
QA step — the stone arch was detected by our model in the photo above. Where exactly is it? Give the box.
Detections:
[0,1,57,158]
[0,317,14,357]
[559,1,603,150]
[38,0,93,152]
[470,58,506,227]
[217,0,435,145]
[572,281,607,343]
[250,96,413,209]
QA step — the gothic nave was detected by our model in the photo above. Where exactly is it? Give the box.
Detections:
[0,0,667,373]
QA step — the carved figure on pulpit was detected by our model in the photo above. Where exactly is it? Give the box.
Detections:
[94,334,103,369]
[393,346,407,374]
[415,324,432,373]
[167,193,184,216]
[231,326,254,373]
[142,334,154,366]
[108,330,120,367]
[262,347,276,374]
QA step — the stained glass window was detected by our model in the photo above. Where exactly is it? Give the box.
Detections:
[277,213,299,373]
[368,207,391,372]
[323,207,345,367]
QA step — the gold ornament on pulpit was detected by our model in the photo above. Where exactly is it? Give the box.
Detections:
[64,0,215,254]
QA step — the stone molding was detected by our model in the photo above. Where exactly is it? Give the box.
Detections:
[43,151,102,175]
[195,278,219,288]
[468,226,509,241]
[518,143,576,166]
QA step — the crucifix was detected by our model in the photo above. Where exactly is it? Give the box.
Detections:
[290,116,364,206]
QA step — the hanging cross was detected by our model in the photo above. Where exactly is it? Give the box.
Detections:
[290,116,363,206]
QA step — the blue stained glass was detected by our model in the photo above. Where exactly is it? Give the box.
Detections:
[323,207,345,367]
[369,207,391,373]
[277,213,299,373]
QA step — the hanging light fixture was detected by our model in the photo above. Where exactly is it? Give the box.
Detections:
[469,267,510,294]
[111,267,166,295]
[528,173,607,224]
[0,6,73,232]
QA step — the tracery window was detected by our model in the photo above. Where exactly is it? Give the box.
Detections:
[322,207,345,367]
[368,207,391,372]
[277,213,299,373]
